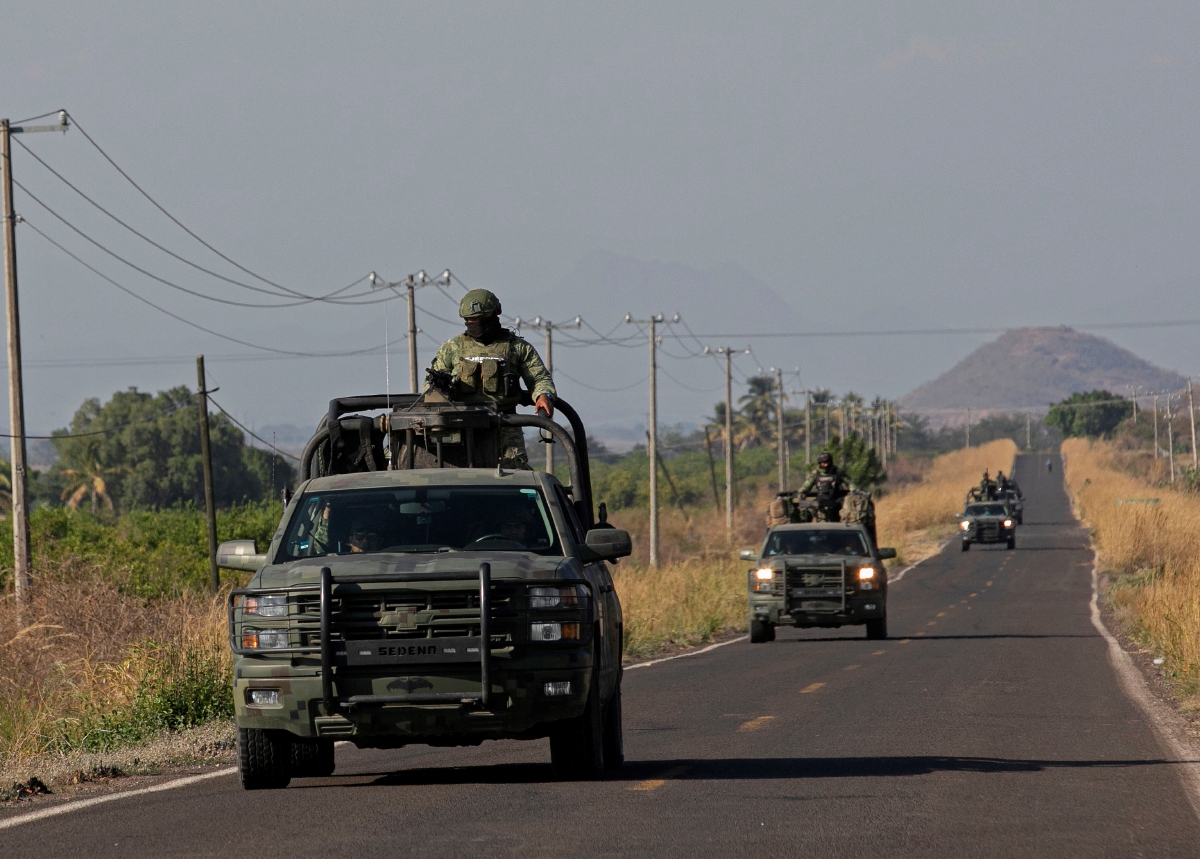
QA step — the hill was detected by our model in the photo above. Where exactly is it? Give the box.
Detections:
[900,327,1186,414]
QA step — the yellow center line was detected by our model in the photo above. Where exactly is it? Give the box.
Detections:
[872,650,886,656]
[927,621,937,626]
[970,592,978,597]
[800,682,826,694]
[844,664,859,671]
[936,612,946,617]
[986,580,993,586]
[739,715,775,731]
[629,765,691,792]
[916,631,926,636]
[898,638,912,644]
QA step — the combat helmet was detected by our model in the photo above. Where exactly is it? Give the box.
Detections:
[459,289,502,319]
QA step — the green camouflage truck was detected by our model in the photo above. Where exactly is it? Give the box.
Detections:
[741,523,896,642]
[221,394,630,789]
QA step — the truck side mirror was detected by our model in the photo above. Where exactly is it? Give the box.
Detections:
[739,548,757,561]
[217,539,266,572]
[877,547,897,560]
[580,528,632,562]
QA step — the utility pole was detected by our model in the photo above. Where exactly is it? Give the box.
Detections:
[1026,410,1032,451]
[369,269,451,394]
[708,345,749,541]
[804,388,812,465]
[1154,394,1160,459]
[530,316,581,474]
[1130,386,1138,424]
[628,314,673,565]
[1189,379,1197,470]
[2,110,68,605]
[1167,392,1175,483]
[965,408,972,449]
[196,356,220,594]
[772,367,785,491]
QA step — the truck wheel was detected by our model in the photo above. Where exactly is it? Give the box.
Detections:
[238,728,292,790]
[961,540,970,552]
[290,738,335,778]
[1007,536,1016,550]
[866,615,888,640]
[550,657,605,780]
[602,685,624,771]
[750,619,775,643]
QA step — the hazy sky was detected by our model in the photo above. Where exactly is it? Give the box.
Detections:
[3,2,1198,440]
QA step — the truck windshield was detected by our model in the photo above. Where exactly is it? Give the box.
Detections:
[764,530,870,557]
[967,504,1008,516]
[279,486,562,560]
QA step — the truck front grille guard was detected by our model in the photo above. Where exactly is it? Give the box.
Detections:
[229,563,494,713]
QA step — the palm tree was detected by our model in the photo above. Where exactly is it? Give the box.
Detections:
[737,375,777,451]
[61,456,118,513]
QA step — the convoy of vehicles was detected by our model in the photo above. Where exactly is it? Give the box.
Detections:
[224,388,1027,790]
[221,394,629,789]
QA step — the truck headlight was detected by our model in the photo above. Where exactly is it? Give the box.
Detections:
[1003,519,1014,528]
[248,689,280,706]
[243,594,287,617]
[857,567,876,580]
[529,585,582,609]
[960,520,971,531]
[530,622,581,642]
[755,568,774,581]
[242,630,288,649]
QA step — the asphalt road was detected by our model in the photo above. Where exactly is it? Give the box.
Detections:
[6,454,1200,857]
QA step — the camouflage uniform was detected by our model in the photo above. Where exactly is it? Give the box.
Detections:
[799,465,851,522]
[424,330,556,470]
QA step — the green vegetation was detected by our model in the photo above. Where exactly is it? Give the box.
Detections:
[0,502,281,597]
[32,386,294,512]
[1046,390,1132,439]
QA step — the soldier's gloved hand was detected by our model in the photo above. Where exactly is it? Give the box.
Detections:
[535,394,555,419]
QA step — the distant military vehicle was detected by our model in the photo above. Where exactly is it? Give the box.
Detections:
[741,523,896,642]
[958,501,1016,551]
[1002,489,1025,525]
[221,394,629,789]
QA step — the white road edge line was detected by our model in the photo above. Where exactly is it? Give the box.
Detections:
[0,767,236,831]
[625,635,749,670]
[1089,563,1200,824]
[888,539,951,585]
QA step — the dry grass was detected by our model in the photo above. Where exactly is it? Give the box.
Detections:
[1061,437,1200,702]
[0,560,230,779]
[875,439,1018,566]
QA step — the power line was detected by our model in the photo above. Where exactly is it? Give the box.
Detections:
[12,136,382,305]
[207,395,301,462]
[20,217,406,359]
[555,368,649,392]
[67,112,316,301]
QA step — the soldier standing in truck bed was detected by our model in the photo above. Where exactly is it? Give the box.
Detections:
[423,289,556,469]
[799,452,851,522]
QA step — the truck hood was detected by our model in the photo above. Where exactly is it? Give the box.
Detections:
[254,552,575,589]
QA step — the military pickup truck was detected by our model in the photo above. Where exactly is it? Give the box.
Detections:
[958,501,1016,551]
[221,394,630,789]
[740,523,896,642]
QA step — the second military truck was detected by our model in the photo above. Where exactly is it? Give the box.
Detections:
[741,522,896,642]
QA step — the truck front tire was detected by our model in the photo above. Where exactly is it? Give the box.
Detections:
[866,615,888,640]
[291,738,335,778]
[550,656,605,780]
[238,728,292,790]
[750,619,775,643]
[602,685,624,770]
[961,540,970,552]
